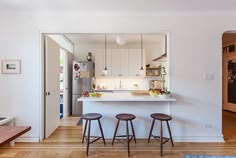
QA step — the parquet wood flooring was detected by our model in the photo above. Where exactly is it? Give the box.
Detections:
[0,112,236,158]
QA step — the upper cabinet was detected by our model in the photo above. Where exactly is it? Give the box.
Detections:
[95,48,143,77]
[94,49,112,77]
[111,49,129,77]
[128,49,145,77]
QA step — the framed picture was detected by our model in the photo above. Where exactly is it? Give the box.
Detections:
[2,60,21,74]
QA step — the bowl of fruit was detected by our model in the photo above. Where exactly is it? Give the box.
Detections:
[149,88,161,97]
[82,91,90,97]
[89,92,102,97]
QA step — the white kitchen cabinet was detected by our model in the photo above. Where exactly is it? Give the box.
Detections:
[111,49,129,77]
[128,49,145,77]
[94,49,112,77]
[95,48,144,77]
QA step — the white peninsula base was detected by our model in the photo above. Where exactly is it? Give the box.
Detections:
[78,93,176,139]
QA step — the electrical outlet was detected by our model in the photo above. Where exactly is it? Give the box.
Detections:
[204,73,214,80]
[204,123,212,129]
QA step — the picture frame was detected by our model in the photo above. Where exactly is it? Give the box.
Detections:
[2,60,21,74]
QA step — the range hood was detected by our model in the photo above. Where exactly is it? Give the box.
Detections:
[152,34,167,62]
[152,53,167,61]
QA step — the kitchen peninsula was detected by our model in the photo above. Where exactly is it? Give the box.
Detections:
[77,93,176,138]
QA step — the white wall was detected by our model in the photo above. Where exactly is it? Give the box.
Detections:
[0,12,232,142]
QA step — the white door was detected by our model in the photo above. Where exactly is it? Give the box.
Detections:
[45,36,60,138]
[64,50,73,116]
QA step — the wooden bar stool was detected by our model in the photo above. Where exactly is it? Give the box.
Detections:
[148,113,174,156]
[112,113,136,157]
[81,113,106,156]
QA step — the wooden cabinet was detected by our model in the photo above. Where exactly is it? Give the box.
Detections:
[223,43,236,54]
[146,67,161,76]
[111,49,129,77]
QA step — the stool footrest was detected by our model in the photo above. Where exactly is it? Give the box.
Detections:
[152,135,171,144]
[83,136,102,144]
[114,135,134,144]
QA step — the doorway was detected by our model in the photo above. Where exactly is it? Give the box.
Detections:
[43,34,77,139]
[222,32,236,141]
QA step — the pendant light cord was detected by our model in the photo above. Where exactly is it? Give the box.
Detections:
[141,34,143,70]
[105,34,107,70]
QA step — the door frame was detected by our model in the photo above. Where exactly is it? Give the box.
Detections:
[39,33,45,141]
[223,53,236,112]
[39,34,61,140]
[39,32,170,141]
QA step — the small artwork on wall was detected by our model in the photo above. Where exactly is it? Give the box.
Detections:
[1,60,21,74]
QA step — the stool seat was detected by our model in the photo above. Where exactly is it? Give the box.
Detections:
[116,113,136,121]
[82,113,102,120]
[151,113,172,121]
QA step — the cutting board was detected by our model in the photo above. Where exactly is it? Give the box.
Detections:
[131,90,149,95]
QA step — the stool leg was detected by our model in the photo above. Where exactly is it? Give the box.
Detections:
[98,119,106,145]
[130,120,136,144]
[86,120,91,156]
[112,120,120,145]
[166,121,174,147]
[126,120,130,157]
[148,119,155,143]
[82,120,88,143]
[160,120,163,157]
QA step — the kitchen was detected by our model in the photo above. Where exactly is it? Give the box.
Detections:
[67,33,174,156]
[68,33,169,116]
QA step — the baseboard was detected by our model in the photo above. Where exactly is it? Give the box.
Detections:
[13,136,225,143]
[15,137,40,142]
[173,136,225,142]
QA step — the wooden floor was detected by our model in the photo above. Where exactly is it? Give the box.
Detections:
[1,113,236,158]
[223,110,236,141]
[59,116,80,127]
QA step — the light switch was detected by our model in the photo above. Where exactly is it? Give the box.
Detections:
[204,73,214,80]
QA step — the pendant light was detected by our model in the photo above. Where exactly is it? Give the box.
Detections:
[140,34,144,74]
[103,34,108,75]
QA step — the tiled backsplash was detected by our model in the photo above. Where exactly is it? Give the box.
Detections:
[95,77,162,90]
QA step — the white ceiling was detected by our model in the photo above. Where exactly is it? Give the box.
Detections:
[65,33,165,45]
[1,0,236,14]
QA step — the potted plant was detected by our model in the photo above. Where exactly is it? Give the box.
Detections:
[159,90,171,99]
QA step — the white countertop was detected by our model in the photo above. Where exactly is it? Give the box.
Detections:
[77,93,176,102]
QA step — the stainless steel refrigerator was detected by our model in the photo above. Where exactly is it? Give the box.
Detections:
[72,61,94,116]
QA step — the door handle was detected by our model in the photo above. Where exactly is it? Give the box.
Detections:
[45,92,51,96]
